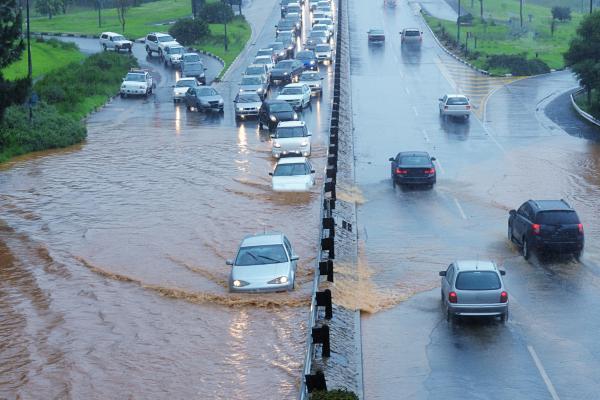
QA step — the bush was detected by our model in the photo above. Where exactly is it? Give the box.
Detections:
[457,13,474,25]
[551,6,571,22]
[0,102,86,162]
[169,18,210,45]
[199,2,234,23]
[485,54,550,76]
[310,390,359,400]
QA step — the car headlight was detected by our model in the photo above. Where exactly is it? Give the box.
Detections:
[233,279,250,287]
[300,140,308,146]
[270,115,277,122]
[293,113,298,120]
[268,276,289,284]
[284,71,289,75]
[279,51,286,56]
[288,45,294,50]
[310,60,315,64]
[218,99,224,104]
[257,88,264,93]
[273,142,281,148]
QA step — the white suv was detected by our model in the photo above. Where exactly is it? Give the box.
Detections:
[120,69,154,98]
[99,32,132,53]
[270,121,312,158]
[145,32,179,57]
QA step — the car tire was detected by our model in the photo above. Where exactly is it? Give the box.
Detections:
[501,309,509,323]
[523,237,531,260]
[508,224,514,243]
[259,121,264,130]
[164,60,168,67]
[120,93,125,98]
[574,250,582,262]
[103,44,107,51]
[446,308,455,324]
[128,47,132,53]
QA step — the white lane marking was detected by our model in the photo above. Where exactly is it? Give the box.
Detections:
[453,198,467,220]
[434,158,445,174]
[412,106,419,117]
[405,87,410,95]
[527,345,561,400]
[421,128,430,143]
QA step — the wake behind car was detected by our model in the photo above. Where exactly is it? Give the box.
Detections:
[145,32,179,56]
[270,121,312,158]
[276,83,312,110]
[181,53,207,84]
[234,92,263,120]
[227,233,298,293]
[270,59,304,84]
[172,77,201,103]
[270,157,316,192]
[99,32,132,52]
[184,86,224,112]
[120,69,154,98]
[258,100,298,131]
[440,260,509,323]
[439,94,471,119]
[368,28,385,43]
[299,70,323,95]
[389,151,436,188]
[508,199,584,260]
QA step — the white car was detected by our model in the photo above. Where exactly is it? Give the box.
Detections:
[314,43,332,62]
[439,94,472,119]
[99,32,132,52]
[162,44,185,68]
[253,55,275,72]
[313,18,334,35]
[299,70,323,95]
[172,77,202,102]
[312,24,332,40]
[145,32,179,56]
[276,83,312,110]
[271,121,312,158]
[270,157,316,192]
[120,69,154,98]
[316,4,333,18]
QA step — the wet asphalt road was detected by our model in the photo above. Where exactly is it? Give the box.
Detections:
[350,1,600,399]
[0,0,335,398]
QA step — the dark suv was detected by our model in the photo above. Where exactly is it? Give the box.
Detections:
[508,200,584,260]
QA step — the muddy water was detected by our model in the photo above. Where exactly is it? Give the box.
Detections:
[0,5,332,399]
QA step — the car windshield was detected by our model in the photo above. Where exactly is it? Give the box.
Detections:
[275,60,294,69]
[315,44,330,51]
[158,35,174,42]
[237,93,261,103]
[455,271,501,290]
[536,211,580,225]
[269,43,284,50]
[405,30,421,36]
[301,72,319,80]
[399,155,430,166]
[274,163,309,176]
[270,103,292,112]
[370,29,384,35]
[277,126,307,138]
[257,49,272,56]
[235,244,288,266]
[176,79,196,87]
[281,87,303,95]
[168,47,184,54]
[254,57,271,64]
[184,54,201,62]
[245,66,264,75]
[279,33,293,40]
[196,87,217,96]
[447,97,469,105]
[113,35,126,41]
[296,51,314,59]
[125,73,146,82]
[241,77,262,85]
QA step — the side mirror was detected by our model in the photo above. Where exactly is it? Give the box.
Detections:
[320,77,324,80]
[291,255,299,261]
[439,271,446,276]
[388,157,394,162]
[311,169,315,173]
[226,259,233,266]
[431,157,436,161]
[204,67,208,70]
[269,172,273,176]
[509,209,516,216]
[500,270,506,276]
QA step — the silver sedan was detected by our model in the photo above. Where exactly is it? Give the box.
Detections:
[227,233,298,293]
[439,94,472,119]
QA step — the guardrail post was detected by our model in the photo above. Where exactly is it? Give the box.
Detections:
[319,259,334,282]
[305,370,327,393]
[316,289,333,319]
[312,325,331,357]
[321,237,334,259]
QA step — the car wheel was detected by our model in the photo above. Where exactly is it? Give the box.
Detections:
[523,237,531,260]
[574,250,582,261]
[120,93,125,98]
[128,47,132,53]
[501,309,509,323]
[508,224,514,243]
[446,308,455,324]
[164,60,168,67]
[103,44,107,51]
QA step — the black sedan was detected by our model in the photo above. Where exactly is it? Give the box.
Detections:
[389,151,437,187]
[270,60,304,84]
[258,100,298,131]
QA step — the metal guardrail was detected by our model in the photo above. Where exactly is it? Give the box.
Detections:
[298,0,344,398]
[570,88,600,128]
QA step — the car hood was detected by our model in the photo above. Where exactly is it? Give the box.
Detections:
[173,86,191,95]
[277,94,303,101]
[123,81,147,87]
[240,84,262,91]
[301,79,321,85]
[271,68,292,76]
[231,262,290,281]
[198,95,223,103]
[236,101,262,109]
[115,39,132,45]
[271,110,295,120]
[272,175,313,192]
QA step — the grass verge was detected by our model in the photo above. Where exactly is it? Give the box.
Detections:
[574,89,600,120]
[422,0,583,75]
[1,39,85,81]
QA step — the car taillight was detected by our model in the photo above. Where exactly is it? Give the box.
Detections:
[531,223,541,235]
[448,291,457,303]
[423,168,435,175]
[578,223,584,234]
[395,168,407,174]
[500,291,508,303]
[465,105,471,110]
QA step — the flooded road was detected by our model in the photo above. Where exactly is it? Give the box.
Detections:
[0,0,334,397]
[349,0,600,399]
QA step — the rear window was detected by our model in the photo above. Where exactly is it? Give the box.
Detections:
[277,126,307,138]
[274,163,310,176]
[536,211,579,225]
[446,97,469,105]
[455,271,501,290]
[404,30,421,36]
[399,155,430,166]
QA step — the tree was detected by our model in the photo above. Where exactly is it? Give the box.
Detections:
[0,0,30,122]
[168,18,210,45]
[35,0,62,19]
[478,0,484,19]
[551,6,572,21]
[198,1,233,23]
[115,0,130,33]
[565,11,600,106]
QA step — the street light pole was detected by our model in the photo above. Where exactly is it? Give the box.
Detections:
[26,0,33,121]
[457,0,461,44]
[223,0,228,51]
[590,0,593,14]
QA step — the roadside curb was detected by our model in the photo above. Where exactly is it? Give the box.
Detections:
[570,88,600,128]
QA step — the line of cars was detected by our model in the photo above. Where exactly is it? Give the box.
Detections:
[227,0,337,294]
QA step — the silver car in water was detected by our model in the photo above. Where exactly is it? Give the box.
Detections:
[227,233,298,293]
[439,260,509,323]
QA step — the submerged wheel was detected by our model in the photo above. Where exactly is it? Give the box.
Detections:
[523,238,531,260]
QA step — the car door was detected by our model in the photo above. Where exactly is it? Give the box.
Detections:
[441,264,455,303]
[303,85,311,103]
[439,95,447,111]
[283,236,296,277]
[513,204,532,244]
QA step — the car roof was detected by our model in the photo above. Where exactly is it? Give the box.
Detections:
[446,94,468,98]
[241,233,285,247]
[398,151,431,157]
[454,260,498,272]
[284,83,308,88]
[265,99,289,105]
[258,47,274,51]
[150,32,172,37]
[278,120,305,127]
[277,156,308,165]
[403,28,421,32]
[246,64,267,69]
[183,52,200,56]
[255,55,272,60]
[102,32,122,36]
[177,77,197,82]
[528,199,573,211]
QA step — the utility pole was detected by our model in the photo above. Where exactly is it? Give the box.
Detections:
[223,0,228,51]
[520,0,523,28]
[457,0,461,44]
[26,0,33,122]
[98,0,102,27]
[590,0,593,14]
